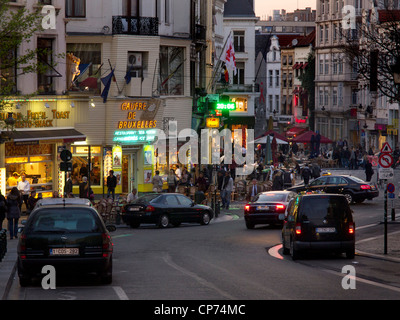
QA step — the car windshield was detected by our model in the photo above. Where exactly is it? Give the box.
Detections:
[132,194,161,204]
[27,208,102,233]
[255,193,287,202]
[300,196,351,220]
[347,176,366,184]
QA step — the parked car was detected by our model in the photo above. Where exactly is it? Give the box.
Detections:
[121,193,214,228]
[282,194,355,260]
[17,203,115,287]
[286,175,379,204]
[244,191,297,229]
[33,198,92,210]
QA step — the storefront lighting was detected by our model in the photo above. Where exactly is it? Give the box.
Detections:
[90,101,96,108]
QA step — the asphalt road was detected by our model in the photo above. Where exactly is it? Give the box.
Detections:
[7,199,400,302]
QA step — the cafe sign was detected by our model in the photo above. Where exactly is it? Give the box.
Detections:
[0,110,71,128]
[118,99,160,130]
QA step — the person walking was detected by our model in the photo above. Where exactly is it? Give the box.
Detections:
[106,170,117,200]
[152,171,164,193]
[221,171,233,209]
[365,159,374,182]
[79,176,89,199]
[0,190,6,230]
[247,178,261,202]
[272,170,284,191]
[167,169,178,192]
[17,174,30,213]
[301,165,312,185]
[6,187,22,239]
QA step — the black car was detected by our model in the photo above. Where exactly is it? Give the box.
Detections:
[286,175,379,204]
[17,204,115,287]
[282,194,355,260]
[121,193,214,228]
[244,191,297,229]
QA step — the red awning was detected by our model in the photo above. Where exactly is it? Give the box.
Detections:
[255,130,289,142]
[292,130,333,144]
[286,126,307,137]
[292,63,299,69]
[302,62,308,69]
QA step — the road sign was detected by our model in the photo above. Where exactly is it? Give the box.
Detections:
[387,183,395,193]
[60,150,72,162]
[381,142,393,154]
[379,168,394,180]
[379,153,393,168]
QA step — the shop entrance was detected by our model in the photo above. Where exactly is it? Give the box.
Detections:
[120,151,137,195]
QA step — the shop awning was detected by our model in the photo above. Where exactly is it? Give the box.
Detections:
[8,128,86,143]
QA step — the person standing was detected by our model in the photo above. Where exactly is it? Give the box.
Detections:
[6,187,22,240]
[64,172,73,197]
[301,165,312,185]
[272,170,284,191]
[365,159,374,182]
[106,170,117,200]
[221,171,233,209]
[17,174,30,213]
[127,188,138,203]
[152,171,163,193]
[79,176,89,199]
[0,190,6,230]
[167,169,178,192]
[247,178,261,202]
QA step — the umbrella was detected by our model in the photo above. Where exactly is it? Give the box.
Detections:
[256,130,289,143]
[292,130,333,144]
[253,135,288,145]
[264,135,272,165]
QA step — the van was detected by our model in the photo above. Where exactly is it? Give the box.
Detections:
[282,194,355,260]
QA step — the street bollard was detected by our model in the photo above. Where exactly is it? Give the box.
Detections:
[392,207,396,221]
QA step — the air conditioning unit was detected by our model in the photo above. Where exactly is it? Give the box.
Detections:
[127,52,142,68]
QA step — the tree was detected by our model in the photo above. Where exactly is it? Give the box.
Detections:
[298,52,316,131]
[0,0,55,126]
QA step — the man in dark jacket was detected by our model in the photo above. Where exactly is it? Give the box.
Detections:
[64,172,73,197]
[107,170,117,200]
[6,187,22,239]
[301,165,312,185]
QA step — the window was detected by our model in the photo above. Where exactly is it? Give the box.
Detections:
[233,31,245,52]
[275,95,279,112]
[269,95,273,112]
[320,26,324,43]
[164,0,170,24]
[37,38,54,94]
[324,55,329,75]
[66,0,86,18]
[160,46,184,96]
[71,146,102,187]
[275,70,279,87]
[288,55,293,65]
[324,88,329,105]
[325,25,329,43]
[319,58,324,75]
[331,118,343,141]
[122,0,139,16]
[333,55,338,74]
[282,55,287,65]
[316,117,329,137]
[177,195,192,206]
[282,73,287,87]
[233,62,245,85]
[332,88,338,106]
[39,0,53,4]
[269,70,273,87]
[0,46,17,95]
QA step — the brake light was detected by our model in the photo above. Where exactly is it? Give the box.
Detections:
[145,205,155,212]
[349,223,355,234]
[295,223,302,235]
[360,184,371,190]
[19,234,27,260]
[276,204,285,211]
[244,205,251,211]
[102,233,113,257]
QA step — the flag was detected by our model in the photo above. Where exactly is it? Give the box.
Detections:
[223,64,229,83]
[101,69,114,103]
[125,65,133,84]
[223,33,237,79]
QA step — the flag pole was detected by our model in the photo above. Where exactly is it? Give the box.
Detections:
[108,59,121,93]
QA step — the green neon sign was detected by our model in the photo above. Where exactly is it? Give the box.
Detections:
[216,103,236,110]
[113,130,157,143]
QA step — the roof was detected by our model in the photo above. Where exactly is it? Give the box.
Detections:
[276,34,301,48]
[255,34,271,59]
[224,0,255,17]
[281,30,316,49]
[8,128,86,143]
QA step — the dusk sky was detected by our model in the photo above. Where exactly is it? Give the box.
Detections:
[254,0,316,19]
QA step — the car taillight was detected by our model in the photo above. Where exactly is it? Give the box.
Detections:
[19,234,27,260]
[244,205,251,211]
[145,205,155,212]
[295,223,302,235]
[349,223,355,234]
[360,184,371,190]
[102,233,113,258]
[276,204,285,211]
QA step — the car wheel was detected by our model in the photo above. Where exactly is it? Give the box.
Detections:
[245,221,254,229]
[201,212,211,225]
[158,214,170,228]
[101,257,113,285]
[290,237,300,260]
[282,236,290,255]
[346,247,355,259]
[343,192,353,204]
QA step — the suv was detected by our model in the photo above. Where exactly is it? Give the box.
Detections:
[282,194,355,260]
[17,203,115,286]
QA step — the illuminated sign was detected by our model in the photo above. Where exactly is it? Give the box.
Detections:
[216,103,236,110]
[206,117,220,128]
[113,130,157,143]
[118,100,159,129]
[0,168,5,196]
[0,110,71,128]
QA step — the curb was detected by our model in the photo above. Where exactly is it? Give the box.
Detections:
[356,250,400,263]
[1,260,17,300]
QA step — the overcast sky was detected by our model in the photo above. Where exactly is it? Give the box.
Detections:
[254,0,316,19]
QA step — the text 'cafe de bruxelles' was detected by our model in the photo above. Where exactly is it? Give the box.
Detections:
[118,101,157,130]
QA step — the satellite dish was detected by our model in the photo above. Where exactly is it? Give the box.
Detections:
[292,39,298,46]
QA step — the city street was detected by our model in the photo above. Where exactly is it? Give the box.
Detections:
[6,186,400,302]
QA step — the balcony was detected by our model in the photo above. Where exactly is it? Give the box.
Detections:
[112,16,159,36]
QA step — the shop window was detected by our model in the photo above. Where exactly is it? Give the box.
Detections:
[232,98,248,112]
[71,146,102,186]
[66,43,102,93]
[160,46,184,96]
[5,143,54,196]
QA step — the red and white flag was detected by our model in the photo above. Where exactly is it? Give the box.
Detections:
[223,33,237,79]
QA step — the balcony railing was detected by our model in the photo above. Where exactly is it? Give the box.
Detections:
[112,16,159,36]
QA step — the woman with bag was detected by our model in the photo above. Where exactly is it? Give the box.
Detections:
[6,187,22,239]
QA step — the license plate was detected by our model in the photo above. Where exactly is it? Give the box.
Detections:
[129,207,140,211]
[315,227,336,233]
[50,248,79,256]
[257,206,269,210]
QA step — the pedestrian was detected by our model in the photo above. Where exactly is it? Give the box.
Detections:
[106,170,117,200]
[167,169,178,192]
[311,163,321,179]
[195,172,208,193]
[272,170,284,191]
[27,190,38,214]
[79,176,89,199]
[127,188,138,203]
[349,147,356,170]
[221,171,233,209]
[17,174,30,213]
[64,172,73,197]
[0,190,6,230]
[152,170,163,193]
[301,164,312,185]
[365,159,374,182]
[247,178,261,202]
[283,170,293,189]
[6,187,22,240]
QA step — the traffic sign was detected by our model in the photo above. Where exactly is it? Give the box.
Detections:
[381,142,393,154]
[60,150,72,162]
[379,153,393,168]
[387,183,395,193]
[379,168,394,180]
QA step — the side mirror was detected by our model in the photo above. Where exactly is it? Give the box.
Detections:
[106,224,117,232]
